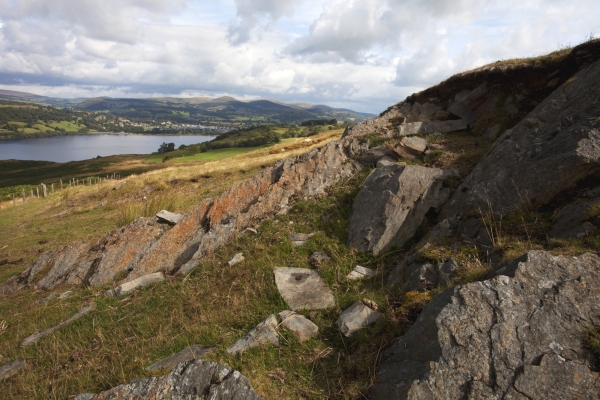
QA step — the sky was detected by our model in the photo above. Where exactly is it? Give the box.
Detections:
[0,0,598,114]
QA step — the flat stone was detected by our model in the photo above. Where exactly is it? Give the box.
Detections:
[226,315,280,355]
[35,292,57,305]
[393,136,428,159]
[58,290,72,299]
[146,345,215,372]
[278,310,319,342]
[376,156,396,168]
[308,251,331,267]
[357,145,392,166]
[74,360,262,400]
[227,253,245,267]
[22,302,97,347]
[336,301,381,337]
[346,266,376,280]
[105,272,165,297]
[156,210,183,225]
[290,232,315,246]
[0,359,28,381]
[274,267,336,311]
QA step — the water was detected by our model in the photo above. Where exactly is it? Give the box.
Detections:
[0,134,216,163]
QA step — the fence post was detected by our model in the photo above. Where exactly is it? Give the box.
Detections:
[13,193,15,207]
[52,183,54,193]
[36,188,39,198]
[42,184,47,197]
[22,189,25,203]
[60,180,63,190]
[31,190,34,199]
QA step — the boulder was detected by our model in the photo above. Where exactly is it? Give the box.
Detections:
[156,210,183,225]
[336,301,381,337]
[371,251,600,399]
[393,136,428,159]
[227,253,245,267]
[105,272,164,297]
[146,345,215,372]
[226,315,279,355]
[346,266,376,280]
[278,310,319,342]
[22,302,97,347]
[273,267,335,311]
[348,165,458,255]
[548,198,600,238]
[75,360,262,400]
[391,258,459,292]
[442,59,600,219]
[398,119,468,137]
[357,145,393,166]
[0,359,28,381]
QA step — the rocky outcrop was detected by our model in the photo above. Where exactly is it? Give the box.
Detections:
[442,58,600,218]
[16,139,367,291]
[76,360,262,400]
[372,251,600,399]
[548,197,600,238]
[348,164,458,255]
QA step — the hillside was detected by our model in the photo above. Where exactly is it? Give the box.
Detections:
[0,40,599,399]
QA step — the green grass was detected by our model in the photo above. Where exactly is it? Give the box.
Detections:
[146,146,271,164]
[49,121,81,132]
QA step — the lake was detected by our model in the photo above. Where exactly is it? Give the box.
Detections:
[0,134,216,163]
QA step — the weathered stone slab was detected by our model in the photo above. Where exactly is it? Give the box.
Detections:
[146,345,215,372]
[346,266,376,280]
[105,272,164,297]
[22,302,97,347]
[336,301,381,337]
[226,315,279,355]
[76,360,262,400]
[227,253,245,267]
[0,359,28,381]
[274,267,336,310]
[398,119,468,136]
[278,310,319,342]
[348,164,458,255]
[58,290,72,299]
[393,136,428,159]
[371,251,600,399]
[156,210,183,225]
[308,251,330,267]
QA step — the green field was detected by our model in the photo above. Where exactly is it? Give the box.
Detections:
[49,121,81,132]
[145,146,269,164]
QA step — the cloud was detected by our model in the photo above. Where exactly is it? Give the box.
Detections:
[228,0,298,44]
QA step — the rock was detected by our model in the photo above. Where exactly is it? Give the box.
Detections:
[393,136,428,159]
[227,253,245,267]
[156,210,183,225]
[146,345,215,372]
[346,266,376,280]
[357,145,393,166]
[448,101,479,124]
[244,227,258,235]
[336,301,381,337]
[112,181,127,190]
[393,258,459,292]
[482,124,502,140]
[105,272,165,297]
[226,315,279,355]
[58,290,72,299]
[308,251,331,267]
[376,156,396,168]
[278,310,319,342]
[548,198,600,238]
[35,292,57,305]
[398,119,468,137]
[290,232,315,247]
[361,298,379,311]
[22,302,97,347]
[0,359,28,381]
[348,164,458,255]
[371,251,600,399]
[442,59,600,219]
[76,360,262,399]
[274,267,336,311]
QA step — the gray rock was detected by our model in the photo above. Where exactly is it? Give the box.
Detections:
[395,258,459,292]
[357,145,392,166]
[112,181,127,190]
[227,253,245,267]
[548,198,600,238]
[336,301,381,337]
[442,59,600,218]
[22,302,97,347]
[35,292,57,305]
[346,266,376,280]
[226,315,279,355]
[290,232,315,247]
[76,360,262,399]
[105,272,164,297]
[393,136,428,159]
[371,251,600,399]
[73,395,95,400]
[348,164,458,255]
[308,251,331,267]
[448,101,479,124]
[146,345,215,372]
[274,267,336,311]
[398,119,468,136]
[156,210,183,225]
[58,290,72,299]
[0,359,28,381]
[278,310,319,342]
[482,124,502,140]
[376,156,396,168]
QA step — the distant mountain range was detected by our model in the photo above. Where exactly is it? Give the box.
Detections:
[0,89,374,125]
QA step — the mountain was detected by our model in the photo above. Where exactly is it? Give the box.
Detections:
[0,89,84,107]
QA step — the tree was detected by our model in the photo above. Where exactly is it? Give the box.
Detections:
[157,142,175,154]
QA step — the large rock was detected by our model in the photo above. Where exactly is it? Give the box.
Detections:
[397,119,468,137]
[15,139,367,291]
[371,251,600,399]
[442,59,600,218]
[548,198,600,239]
[274,267,336,310]
[348,165,457,255]
[76,360,262,399]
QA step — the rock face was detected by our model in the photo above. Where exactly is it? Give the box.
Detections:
[372,251,600,399]
[76,360,262,400]
[442,59,600,218]
[397,119,468,137]
[274,267,336,310]
[348,164,457,255]
[16,139,367,291]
